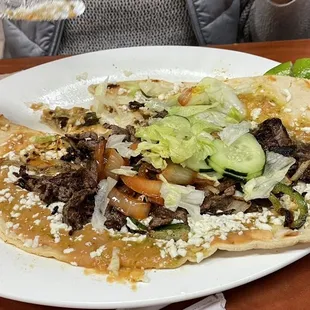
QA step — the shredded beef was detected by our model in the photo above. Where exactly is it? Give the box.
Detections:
[128,101,145,111]
[104,205,127,231]
[103,123,129,136]
[137,162,161,179]
[216,178,237,194]
[102,123,140,143]
[67,132,99,151]
[149,206,188,229]
[83,112,100,126]
[61,132,100,163]
[253,118,296,156]
[15,166,97,204]
[201,195,251,215]
[63,189,96,232]
[245,199,271,213]
[300,166,310,183]
[295,143,310,162]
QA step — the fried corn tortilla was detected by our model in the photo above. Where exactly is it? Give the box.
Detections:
[1,75,310,282]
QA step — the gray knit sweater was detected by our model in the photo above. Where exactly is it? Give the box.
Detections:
[3,0,310,58]
[58,0,198,55]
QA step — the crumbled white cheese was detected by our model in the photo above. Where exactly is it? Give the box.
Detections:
[90,245,106,258]
[4,166,20,183]
[122,234,146,243]
[70,262,78,266]
[0,189,9,195]
[250,121,258,129]
[251,108,262,120]
[171,219,184,224]
[13,223,20,230]
[254,220,272,231]
[281,88,292,102]
[283,108,292,113]
[3,151,19,161]
[10,211,20,218]
[43,148,67,161]
[23,236,40,248]
[33,219,41,226]
[300,127,310,134]
[74,234,84,242]
[19,192,43,210]
[85,241,92,247]
[46,202,70,243]
[63,248,75,254]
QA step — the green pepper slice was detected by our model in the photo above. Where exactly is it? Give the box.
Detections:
[269,183,308,229]
[149,223,190,241]
[291,58,310,79]
[264,61,293,76]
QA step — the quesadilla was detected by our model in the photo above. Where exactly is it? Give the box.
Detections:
[1,75,310,282]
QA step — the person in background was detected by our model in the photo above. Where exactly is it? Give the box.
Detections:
[2,0,310,59]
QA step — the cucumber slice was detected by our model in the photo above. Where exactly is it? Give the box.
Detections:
[207,158,246,181]
[208,159,263,181]
[185,156,213,172]
[209,134,265,180]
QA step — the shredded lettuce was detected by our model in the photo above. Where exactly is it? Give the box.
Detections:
[106,134,136,158]
[167,105,218,118]
[159,176,204,220]
[197,77,246,116]
[243,152,296,201]
[135,116,214,169]
[219,121,251,146]
[188,110,240,134]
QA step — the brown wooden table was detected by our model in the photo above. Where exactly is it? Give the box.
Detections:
[1,39,310,310]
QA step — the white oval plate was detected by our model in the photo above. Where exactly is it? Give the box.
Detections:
[0,46,309,309]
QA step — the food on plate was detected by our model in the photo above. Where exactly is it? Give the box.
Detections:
[1,75,310,282]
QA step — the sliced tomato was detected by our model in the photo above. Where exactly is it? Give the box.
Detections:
[121,175,162,198]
